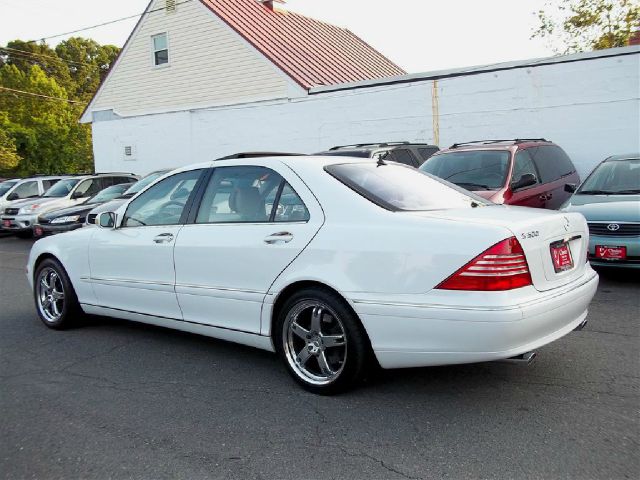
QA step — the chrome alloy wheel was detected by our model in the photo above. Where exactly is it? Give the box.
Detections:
[283,301,347,385]
[36,267,65,323]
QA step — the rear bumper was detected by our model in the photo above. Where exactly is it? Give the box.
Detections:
[353,268,599,369]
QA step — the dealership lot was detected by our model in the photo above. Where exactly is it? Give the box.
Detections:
[1,237,638,479]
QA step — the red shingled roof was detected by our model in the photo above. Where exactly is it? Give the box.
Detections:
[200,0,406,89]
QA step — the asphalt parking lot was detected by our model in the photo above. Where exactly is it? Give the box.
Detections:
[0,236,638,480]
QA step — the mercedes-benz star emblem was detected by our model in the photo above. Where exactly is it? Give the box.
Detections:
[607,223,620,232]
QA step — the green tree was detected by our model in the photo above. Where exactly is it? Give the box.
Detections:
[0,37,119,176]
[533,0,640,53]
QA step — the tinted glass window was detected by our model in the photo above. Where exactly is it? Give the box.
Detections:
[196,166,282,224]
[389,149,418,166]
[74,179,102,198]
[418,147,439,163]
[12,181,39,198]
[274,183,310,222]
[326,163,486,211]
[42,179,61,191]
[0,180,18,196]
[124,171,169,196]
[123,170,201,227]
[578,159,640,194]
[420,150,510,190]
[529,146,575,183]
[43,179,80,197]
[511,150,540,186]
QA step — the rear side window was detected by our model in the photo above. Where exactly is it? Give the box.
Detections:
[388,149,418,167]
[529,146,575,183]
[12,181,39,199]
[418,147,439,163]
[325,163,486,211]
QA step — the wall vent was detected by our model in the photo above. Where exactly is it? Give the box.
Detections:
[124,146,133,156]
[166,0,176,13]
[123,145,136,161]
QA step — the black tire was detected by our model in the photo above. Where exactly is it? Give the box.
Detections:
[274,287,371,395]
[33,258,82,330]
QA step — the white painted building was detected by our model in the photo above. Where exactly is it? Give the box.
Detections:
[82,0,640,178]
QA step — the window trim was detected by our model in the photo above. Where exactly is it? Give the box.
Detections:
[151,32,170,68]
[120,169,206,229]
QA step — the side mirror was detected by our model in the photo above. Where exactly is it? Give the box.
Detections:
[71,191,86,200]
[97,212,117,229]
[511,173,537,191]
[564,183,577,193]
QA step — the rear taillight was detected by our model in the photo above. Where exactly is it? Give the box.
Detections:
[436,237,532,291]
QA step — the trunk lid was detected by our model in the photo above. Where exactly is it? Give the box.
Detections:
[407,205,589,292]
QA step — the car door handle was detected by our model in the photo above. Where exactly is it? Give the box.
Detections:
[153,233,174,244]
[264,232,294,244]
[539,194,548,201]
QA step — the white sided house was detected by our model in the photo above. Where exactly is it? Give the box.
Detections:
[82,0,640,177]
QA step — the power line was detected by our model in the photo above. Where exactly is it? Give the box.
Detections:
[30,0,194,43]
[0,86,86,104]
[0,46,97,68]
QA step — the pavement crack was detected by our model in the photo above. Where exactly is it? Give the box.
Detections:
[335,445,423,480]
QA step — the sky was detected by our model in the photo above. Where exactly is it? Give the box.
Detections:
[0,0,554,73]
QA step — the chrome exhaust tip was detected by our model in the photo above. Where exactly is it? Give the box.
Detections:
[499,351,537,365]
[574,319,588,331]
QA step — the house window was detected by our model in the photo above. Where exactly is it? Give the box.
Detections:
[152,33,169,66]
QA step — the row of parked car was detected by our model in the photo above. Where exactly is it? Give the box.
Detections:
[1,139,638,268]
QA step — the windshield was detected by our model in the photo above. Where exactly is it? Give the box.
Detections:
[43,178,80,198]
[123,171,169,196]
[420,150,510,190]
[325,162,487,211]
[578,159,640,195]
[86,184,132,205]
[0,180,19,196]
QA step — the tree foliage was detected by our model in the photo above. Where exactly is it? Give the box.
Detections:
[533,0,640,53]
[0,37,119,176]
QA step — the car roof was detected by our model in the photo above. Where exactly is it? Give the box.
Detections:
[328,142,438,151]
[605,153,640,161]
[440,139,554,153]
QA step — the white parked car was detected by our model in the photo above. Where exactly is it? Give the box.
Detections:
[0,176,66,213]
[27,156,599,394]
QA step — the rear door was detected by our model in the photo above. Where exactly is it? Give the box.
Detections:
[173,162,324,334]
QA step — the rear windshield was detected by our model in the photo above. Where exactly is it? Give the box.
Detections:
[325,162,487,211]
[0,180,18,196]
[420,150,510,190]
[43,178,80,198]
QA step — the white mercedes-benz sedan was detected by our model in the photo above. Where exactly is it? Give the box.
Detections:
[27,155,599,394]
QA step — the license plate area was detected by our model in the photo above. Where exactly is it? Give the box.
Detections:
[595,245,627,260]
[3,219,12,228]
[550,241,574,273]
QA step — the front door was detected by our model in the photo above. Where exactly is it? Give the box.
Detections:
[173,163,324,334]
[89,169,204,319]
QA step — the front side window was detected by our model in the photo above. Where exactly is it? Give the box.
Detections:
[420,150,510,191]
[123,169,201,227]
[74,179,102,198]
[152,33,169,66]
[578,159,640,194]
[327,162,486,211]
[11,181,38,199]
[197,166,284,224]
[511,150,540,186]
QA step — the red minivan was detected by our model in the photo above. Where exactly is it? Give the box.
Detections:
[419,139,580,209]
